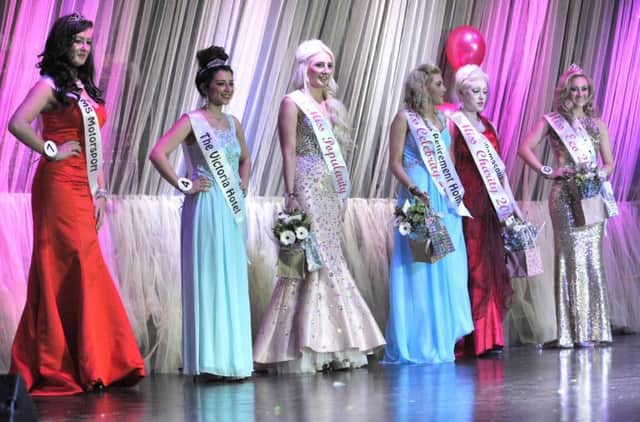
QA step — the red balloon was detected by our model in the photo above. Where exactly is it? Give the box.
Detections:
[436,102,459,117]
[445,26,486,70]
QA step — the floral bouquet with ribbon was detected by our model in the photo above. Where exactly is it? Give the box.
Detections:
[502,215,543,278]
[569,164,613,226]
[394,194,454,263]
[273,210,323,279]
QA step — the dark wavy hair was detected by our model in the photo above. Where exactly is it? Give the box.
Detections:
[38,13,104,105]
[195,46,233,97]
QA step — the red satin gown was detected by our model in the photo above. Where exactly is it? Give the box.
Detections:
[10,95,146,396]
[451,117,513,356]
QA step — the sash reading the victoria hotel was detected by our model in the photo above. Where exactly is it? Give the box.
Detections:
[188,112,245,224]
[287,90,351,201]
[78,97,102,197]
[450,111,515,222]
[404,109,470,217]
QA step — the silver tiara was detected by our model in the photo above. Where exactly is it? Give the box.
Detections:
[205,59,226,69]
[198,58,227,75]
[67,12,85,22]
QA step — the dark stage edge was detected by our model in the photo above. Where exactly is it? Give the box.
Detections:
[32,335,640,421]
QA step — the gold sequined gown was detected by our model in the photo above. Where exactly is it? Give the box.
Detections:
[253,113,385,373]
[548,116,612,347]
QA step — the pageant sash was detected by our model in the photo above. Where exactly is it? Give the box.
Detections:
[544,112,597,167]
[287,90,351,201]
[188,111,245,224]
[78,97,102,197]
[404,109,471,217]
[450,111,515,222]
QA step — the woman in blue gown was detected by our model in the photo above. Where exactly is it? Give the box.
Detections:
[384,63,473,364]
[150,46,252,378]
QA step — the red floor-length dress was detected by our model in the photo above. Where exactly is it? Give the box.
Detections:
[451,116,513,356]
[10,89,146,396]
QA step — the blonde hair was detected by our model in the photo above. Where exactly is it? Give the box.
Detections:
[292,39,352,152]
[553,64,597,119]
[454,64,488,98]
[403,63,441,116]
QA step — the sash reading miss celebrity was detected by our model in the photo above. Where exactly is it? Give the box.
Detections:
[404,109,471,217]
[188,111,245,224]
[287,90,351,202]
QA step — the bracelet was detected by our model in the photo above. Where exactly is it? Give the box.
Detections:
[95,188,108,200]
[177,177,193,193]
[43,140,58,161]
[408,185,419,195]
[284,191,297,199]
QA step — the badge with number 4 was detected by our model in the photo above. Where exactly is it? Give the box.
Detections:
[177,177,193,193]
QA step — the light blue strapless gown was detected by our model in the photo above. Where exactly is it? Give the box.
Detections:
[181,113,252,376]
[383,112,473,364]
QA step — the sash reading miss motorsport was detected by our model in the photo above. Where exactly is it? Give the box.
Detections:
[188,111,245,224]
[287,90,351,201]
[450,111,515,222]
[404,109,471,217]
[78,97,102,197]
[544,112,596,167]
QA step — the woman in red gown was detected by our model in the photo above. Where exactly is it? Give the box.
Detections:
[8,13,145,396]
[450,65,513,357]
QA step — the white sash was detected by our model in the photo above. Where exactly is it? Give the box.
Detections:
[544,112,597,166]
[287,90,351,201]
[450,111,515,222]
[404,109,471,217]
[188,111,245,224]
[78,97,102,197]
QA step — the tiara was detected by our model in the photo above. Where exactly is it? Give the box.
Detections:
[205,58,226,69]
[198,58,227,75]
[66,12,85,22]
[566,63,584,75]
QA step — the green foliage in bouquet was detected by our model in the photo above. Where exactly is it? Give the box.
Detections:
[394,198,431,239]
[502,216,538,252]
[573,166,602,198]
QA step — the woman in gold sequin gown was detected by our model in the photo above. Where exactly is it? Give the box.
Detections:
[519,65,615,347]
[253,40,385,373]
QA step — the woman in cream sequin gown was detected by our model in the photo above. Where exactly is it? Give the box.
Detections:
[519,65,614,347]
[253,40,385,373]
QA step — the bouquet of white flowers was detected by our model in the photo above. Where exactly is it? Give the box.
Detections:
[394,195,454,263]
[502,216,543,278]
[568,165,617,226]
[273,210,322,279]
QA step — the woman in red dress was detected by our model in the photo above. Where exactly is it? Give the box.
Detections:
[450,65,514,357]
[8,13,145,396]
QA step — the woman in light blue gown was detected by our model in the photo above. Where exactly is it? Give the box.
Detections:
[384,63,473,364]
[150,46,252,378]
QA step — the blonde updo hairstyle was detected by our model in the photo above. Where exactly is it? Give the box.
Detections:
[454,64,489,100]
[403,63,441,117]
[553,64,597,119]
[292,39,352,152]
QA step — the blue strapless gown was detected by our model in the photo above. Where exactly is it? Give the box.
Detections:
[383,113,473,364]
[181,113,252,376]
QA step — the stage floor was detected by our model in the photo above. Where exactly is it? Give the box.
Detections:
[32,335,640,421]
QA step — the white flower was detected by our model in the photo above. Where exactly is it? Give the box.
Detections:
[398,222,412,236]
[295,226,309,240]
[277,211,289,221]
[286,214,303,223]
[279,230,296,246]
